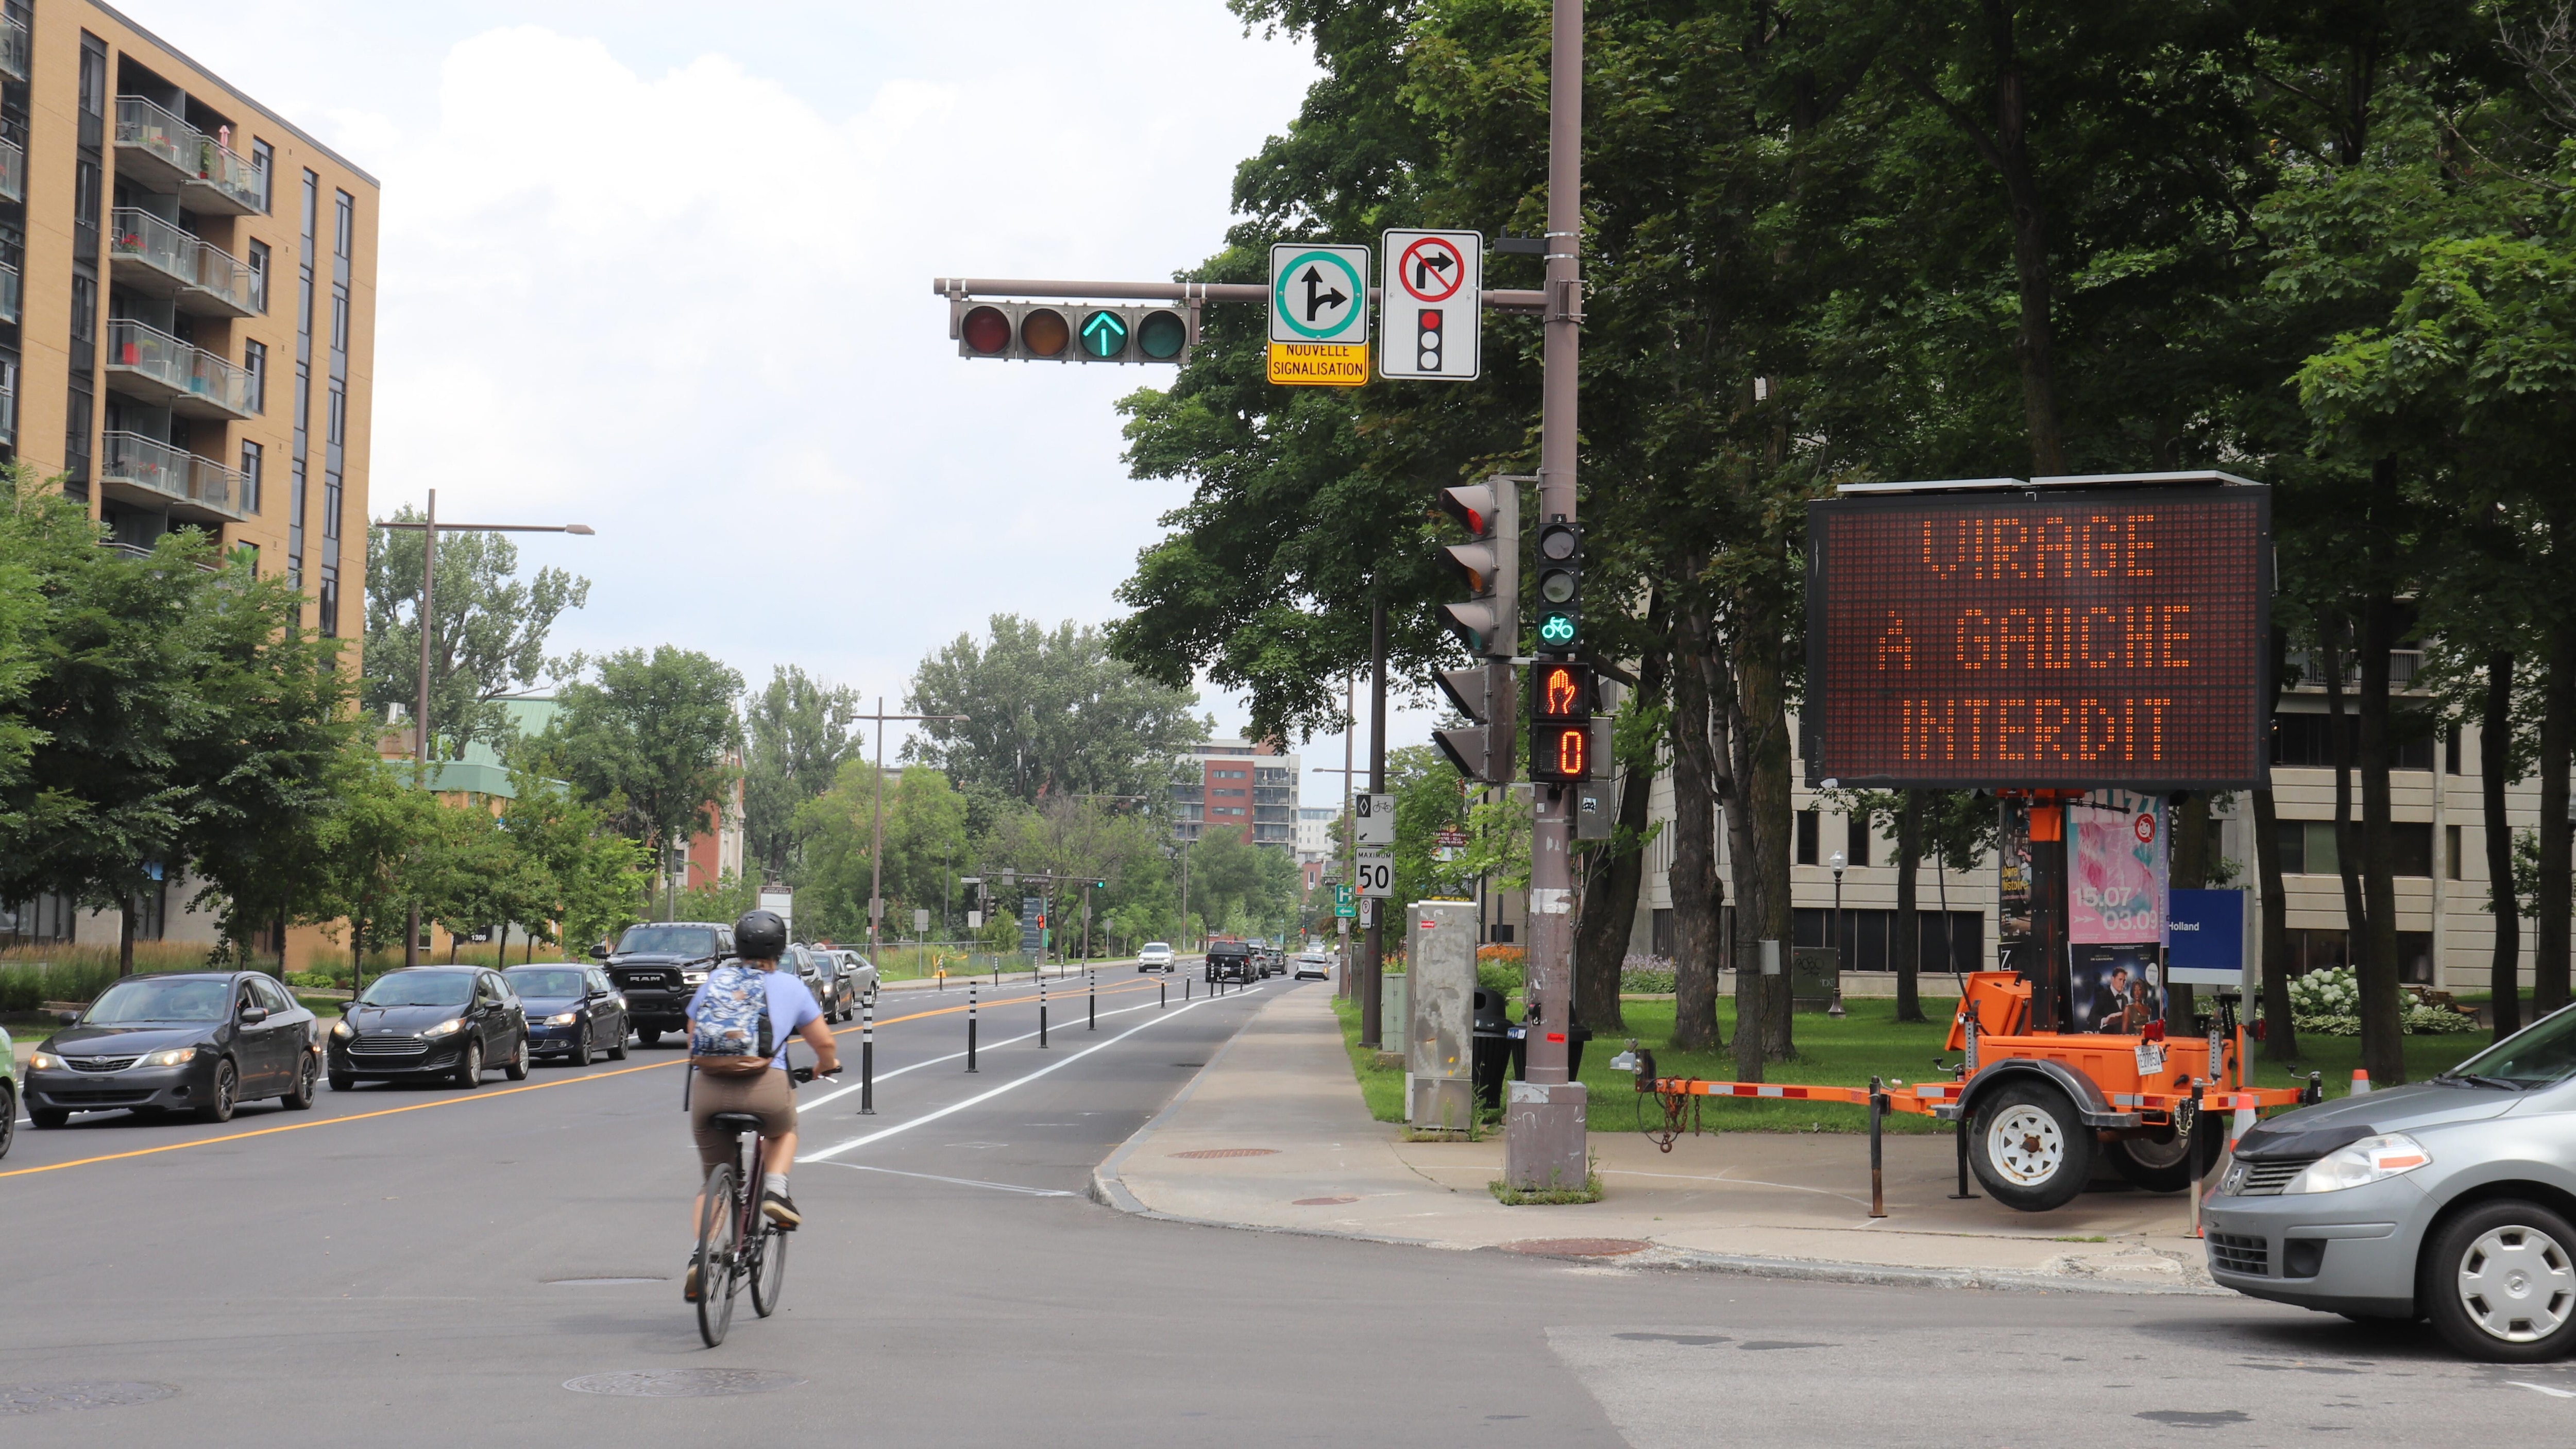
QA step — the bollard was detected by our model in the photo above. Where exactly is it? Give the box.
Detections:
[1040,969,1049,1048]
[2188,1082,2209,1239]
[1088,969,1096,1031]
[1185,977,1192,1001]
[2349,1067,2372,1096]
[966,985,979,1073]
[1160,980,1167,1010]
[1868,1077,1887,1219]
[859,993,876,1115]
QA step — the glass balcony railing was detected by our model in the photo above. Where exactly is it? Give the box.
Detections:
[113,96,199,179]
[0,264,17,326]
[194,138,266,213]
[100,431,191,500]
[189,454,243,513]
[192,240,261,314]
[187,346,253,415]
[0,383,15,448]
[106,317,194,395]
[0,15,27,84]
[110,208,195,287]
[0,137,22,205]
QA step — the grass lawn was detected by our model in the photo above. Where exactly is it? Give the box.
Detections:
[1332,993,2499,1136]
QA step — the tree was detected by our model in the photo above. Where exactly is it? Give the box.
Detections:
[796,762,972,943]
[904,615,1208,804]
[741,665,857,883]
[527,646,743,919]
[502,770,652,959]
[364,514,588,760]
[302,754,451,990]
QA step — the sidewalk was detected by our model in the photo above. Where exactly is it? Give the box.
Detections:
[1093,983,2223,1295]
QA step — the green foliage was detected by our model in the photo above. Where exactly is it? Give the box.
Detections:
[741,665,857,883]
[526,645,743,879]
[794,763,971,943]
[364,513,588,761]
[902,614,1208,805]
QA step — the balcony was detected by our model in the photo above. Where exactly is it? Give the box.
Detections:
[0,14,26,84]
[98,431,243,523]
[0,264,16,327]
[0,137,21,206]
[108,210,260,317]
[111,97,267,214]
[104,318,255,419]
[0,380,15,447]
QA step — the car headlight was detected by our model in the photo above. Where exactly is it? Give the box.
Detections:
[332,1018,354,1038]
[546,1012,579,1026]
[142,1047,197,1067]
[28,1051,61,1071]
[682,971,707,986]
[2285,1133,2432,1194]
[422,1017,466,1038]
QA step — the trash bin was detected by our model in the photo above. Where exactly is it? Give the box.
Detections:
[1471,986,1513,1112]
[1506,1014,1593,1083]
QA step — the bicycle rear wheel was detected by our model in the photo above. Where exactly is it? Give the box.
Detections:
[751,1222,789,1317]
[694,1164,741,1348]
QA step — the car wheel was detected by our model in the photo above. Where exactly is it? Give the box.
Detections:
[2424,1200,2576,1362]
[503,1033,531,1081]
[569,1026,593,1068]
[637,1029,663,1048]
[1968,1078,2093,1212]
[197,1058,239,1124]
[453,1039,484,1089]
[29,1106,68,1130]
[2108,1130,2194,1193]
[607,1020,629,1060]
[0,1083,14,1158]
[281,1052,319,1111]
[329,1071,355,1092]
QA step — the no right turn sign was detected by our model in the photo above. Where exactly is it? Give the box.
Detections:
[1379,228,1481,380]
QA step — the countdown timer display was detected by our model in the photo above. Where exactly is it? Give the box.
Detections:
[1803,486,2269,789]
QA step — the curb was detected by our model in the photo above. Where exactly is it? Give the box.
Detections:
[1086,987,2229,1299]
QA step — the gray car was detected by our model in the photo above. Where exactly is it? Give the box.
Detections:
[2205,1003,2576,1361]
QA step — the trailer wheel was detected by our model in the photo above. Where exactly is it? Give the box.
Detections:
[1970,1079,2094,1212]
[2109,1131,2195,1194]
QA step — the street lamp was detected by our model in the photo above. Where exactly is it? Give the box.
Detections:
[1827,848,1849,1019]
[375,488,595,967]
[852,699,970,967]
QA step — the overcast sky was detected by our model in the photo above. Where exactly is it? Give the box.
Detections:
[131,0,1443,806]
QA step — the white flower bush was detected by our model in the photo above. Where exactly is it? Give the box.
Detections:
[2280,965,2479,1035]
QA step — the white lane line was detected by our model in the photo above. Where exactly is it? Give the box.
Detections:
[2510,1382,2576,1400]
[798,993,1189,1112]
[796,985,1266,1165]
[811,1160,1076,1197]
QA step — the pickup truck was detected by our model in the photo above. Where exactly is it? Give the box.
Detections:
[1205,942,1259,985]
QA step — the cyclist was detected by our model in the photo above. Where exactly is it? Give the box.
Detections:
[683,908,840,1301]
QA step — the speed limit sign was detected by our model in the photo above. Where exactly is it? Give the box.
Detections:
[1355,849,1394,899]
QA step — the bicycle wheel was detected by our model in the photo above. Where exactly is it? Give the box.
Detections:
[694,1164,741,1348]
[751,1221,789,1317]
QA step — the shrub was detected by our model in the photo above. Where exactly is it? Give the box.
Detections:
[1619,953,1675,994]
[2280,966,2481,1035]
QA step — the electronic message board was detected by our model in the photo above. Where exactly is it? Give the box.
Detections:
[1803,485,2268,790]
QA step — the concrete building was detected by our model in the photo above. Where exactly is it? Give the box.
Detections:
[1171,739,1300,848]
[1294,805,1339,862]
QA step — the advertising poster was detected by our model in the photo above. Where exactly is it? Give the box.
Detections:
[1997,796,2033,945]
[2070,942,2164,1033]
[2070,791,2165,945]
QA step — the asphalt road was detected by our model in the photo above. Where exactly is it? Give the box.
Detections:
[4,972,2571,1444]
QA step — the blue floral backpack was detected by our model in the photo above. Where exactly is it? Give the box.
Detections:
[689,962,774,1076]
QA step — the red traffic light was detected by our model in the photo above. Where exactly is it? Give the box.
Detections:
[1532,661,1591,723]
[961,305,1012,356]
[1531,722,1591,783]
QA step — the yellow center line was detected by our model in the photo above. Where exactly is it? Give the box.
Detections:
[3,974,1200,1179]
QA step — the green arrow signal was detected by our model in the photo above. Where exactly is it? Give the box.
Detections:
[1079,309,1129,359]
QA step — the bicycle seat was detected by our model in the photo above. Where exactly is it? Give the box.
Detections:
[707,1112,765,1137]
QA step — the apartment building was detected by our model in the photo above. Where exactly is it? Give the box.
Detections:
[1171,739,1301,848]
[1294,805,1338,862]
[1628,648,2540,995]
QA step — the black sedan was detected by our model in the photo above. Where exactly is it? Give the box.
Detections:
[25,971,319,1127]
[328,968,531,1090]
[502,963,630,1066]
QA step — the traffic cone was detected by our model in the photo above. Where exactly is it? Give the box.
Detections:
[2349,1068,2371,1096]
[2231,1104,2256,1150]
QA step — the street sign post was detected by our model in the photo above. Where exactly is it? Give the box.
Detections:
[1355,849,1394,899]
[1379,229,1482,380]
[1268,243,1370,386]
[1355,791,1396,846]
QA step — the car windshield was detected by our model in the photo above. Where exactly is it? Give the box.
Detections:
[1143,943,1170,953]
[506,969,586,998]
[616,926,718,957]
[83,978,230,1024]
[358,972,474,1009]
[2443,1005,2576,1088]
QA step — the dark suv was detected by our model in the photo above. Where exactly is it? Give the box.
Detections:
[594,922,733,1046]
[1206,943,1259,985]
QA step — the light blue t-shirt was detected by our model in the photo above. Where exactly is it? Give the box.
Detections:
[686,966,824,1069]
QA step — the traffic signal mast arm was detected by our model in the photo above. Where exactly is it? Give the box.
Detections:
[931,278,1547,312]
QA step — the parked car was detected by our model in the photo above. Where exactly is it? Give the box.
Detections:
[812,948,880,1016]
[1292,952,1334,982]
[327,968,530,1091]
[1206,942,1259,984]
[25,971,318,1127]
[0,1023,13,1159]
[596,920,734,1046]
[502,963,629,1066]
[782,944,842,1020]
[2205,1002,2576,1361]
[1138,942,1176,974]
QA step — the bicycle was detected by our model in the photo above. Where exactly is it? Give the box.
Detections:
[692,1062,837,1347]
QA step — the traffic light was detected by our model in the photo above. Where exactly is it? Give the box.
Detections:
[1529,658,1594,783]
[1434,479,1518,657]
[1434,664,1515,784]
[1533,517,1582,655]
[954,300,1192,364]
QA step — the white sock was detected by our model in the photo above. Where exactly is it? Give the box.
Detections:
[764,1172,788,1197]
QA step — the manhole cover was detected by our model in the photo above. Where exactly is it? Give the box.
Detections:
[1,1382,178,1414]
[563,1370,804,1399]
[1294,1196,1359,1205]
[1170,1148,1279,1160]
[1498,1238,1653,1258]
[545,1276,666,1286]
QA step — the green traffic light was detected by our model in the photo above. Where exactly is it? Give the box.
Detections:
[1537,609,1578,648]
[1079,309,1130,359]
[1138,309,1187,360]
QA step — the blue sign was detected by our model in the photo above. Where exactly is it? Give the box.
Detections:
[2166,888,2245,985]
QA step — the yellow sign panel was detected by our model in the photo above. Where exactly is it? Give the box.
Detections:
[1267,342,1369,387]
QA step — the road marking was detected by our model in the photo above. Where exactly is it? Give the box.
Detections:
[797,985,1266,1165]
[800,995,1182,1111]
[811,1160,1076,1197]
[2510,1382,2576,1400]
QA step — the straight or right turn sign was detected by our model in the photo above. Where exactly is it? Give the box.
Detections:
[1379,228,1481,380]
[1268,242,1370,386]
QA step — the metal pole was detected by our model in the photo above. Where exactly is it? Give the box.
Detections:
[408,488,434,970]
[1342,671,1357,1000]
[859,993,875,1114]
[1868,1077,1887,1218]
[1506,0,1588,1191]
[1359,601,1387,1049]
[965,984,978,1073]
[869,698,887,964]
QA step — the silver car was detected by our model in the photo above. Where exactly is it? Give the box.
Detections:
[2205,1004,2576,1361]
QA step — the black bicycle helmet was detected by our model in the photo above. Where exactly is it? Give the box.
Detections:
[733,909,789,961]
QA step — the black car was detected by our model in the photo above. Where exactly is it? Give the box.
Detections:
[1206,944,1259,984]
[327,968,531,1090]
[25,971,319,1127]
[502,963,630,1066]
[596,921,734,1045]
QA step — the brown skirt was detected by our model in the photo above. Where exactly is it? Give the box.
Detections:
[689,1065,796,1171]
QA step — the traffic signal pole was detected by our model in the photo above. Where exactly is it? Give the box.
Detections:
[1360,599,1387,1050]
[1505,0,1590,1194]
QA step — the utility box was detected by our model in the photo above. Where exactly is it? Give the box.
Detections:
[1791,946,1841,1012]
[1380,970,1409,1051]
[1404,900,1478,1131]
